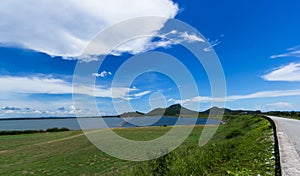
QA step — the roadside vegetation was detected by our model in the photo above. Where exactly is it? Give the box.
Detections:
[266,111,300,119]
[0,115,276,175]
[130,115,276,175]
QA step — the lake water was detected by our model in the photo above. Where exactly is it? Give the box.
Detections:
[0,117,220,131]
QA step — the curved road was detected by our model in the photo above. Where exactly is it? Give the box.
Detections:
[268,116,300,175]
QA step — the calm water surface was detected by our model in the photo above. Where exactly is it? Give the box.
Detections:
[0,117,220,131]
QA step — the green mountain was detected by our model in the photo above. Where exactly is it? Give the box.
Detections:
[202,106,233,114]
[120,111,145,117]
[202,107,259,115]
[119,104,260,117]
[147,104,199,117]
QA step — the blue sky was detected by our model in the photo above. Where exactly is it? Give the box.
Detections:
[1,0,300,117]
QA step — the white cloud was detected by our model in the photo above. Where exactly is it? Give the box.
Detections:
[0,76,71,94]
[104,30,205,57]
[254,102,295,112]
[0,76,148,100]
[181,32,204,43]
[92,71,112,78]
[265,102,294,111]
[271,45,300,58]
[0,0,178,58]
[0,95,74,115]
[204,39,221,52]
[176,89,300,104]
[69,105,80,114]
[0,104,99,118]
[1,106,21,111]
[175,96,218,104]
[226,89,300,101]
[262,63,300,81]
[132,91,151,98]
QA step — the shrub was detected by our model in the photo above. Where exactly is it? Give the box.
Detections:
[226,129,242,139]
[0,127,71,136]
[46,127,59,132]
[59,127,70,131]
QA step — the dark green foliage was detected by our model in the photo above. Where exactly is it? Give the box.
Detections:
[0,127,70,135]
[267,111,300,119]
[46,127,59,132]
[202,106,233,114]
[226,129,242,139]
[45,127,70,132]
[59,127,70,131]
[151,153,170,176]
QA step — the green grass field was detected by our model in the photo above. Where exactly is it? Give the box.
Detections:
[0,115,275,175]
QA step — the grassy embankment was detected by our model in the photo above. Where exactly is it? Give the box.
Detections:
[0,115,275,175]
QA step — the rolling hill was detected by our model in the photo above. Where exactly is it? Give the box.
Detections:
[119,104,259,117]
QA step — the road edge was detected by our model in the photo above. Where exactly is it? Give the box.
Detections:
[261,115,281,176]
[264,116,300,176]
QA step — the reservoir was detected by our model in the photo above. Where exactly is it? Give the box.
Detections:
[0,116,220,131]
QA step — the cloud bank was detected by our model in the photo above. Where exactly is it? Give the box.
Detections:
[265,102,294,111]
[175,89,300,104]
[0,0,178,58]
[0,76,150,100]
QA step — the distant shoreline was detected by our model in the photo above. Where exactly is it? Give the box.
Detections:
[0,116,120,121]
[0,115,190,121]
[1,103,289,121]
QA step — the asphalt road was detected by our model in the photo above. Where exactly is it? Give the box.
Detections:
[269,116,300,155]
[268,116,300,175]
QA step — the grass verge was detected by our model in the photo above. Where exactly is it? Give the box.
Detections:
[0,115,275,175]
[130,115,276,175]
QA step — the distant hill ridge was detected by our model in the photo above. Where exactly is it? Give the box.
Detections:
[119,104,259,117]
[1,104,261,120]
[147,104,198,116]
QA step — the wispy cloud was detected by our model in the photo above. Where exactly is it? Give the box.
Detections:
[226,89,300,100]
[92,71,112,78]
[1,106,21,111]
[148,31,204,48]
[265,102,294,111]
[180,32,204,43]
[271,45,300,58]
[261,62,300,81]
[109,30,205,57]
[0,75,149,100]
[0,75,152,117]
[204,39,221,52]
[132,91,152,98]
[0,105,98,118]
[0,76,71,94]
[175,89,300,104]
[0,0,178,58]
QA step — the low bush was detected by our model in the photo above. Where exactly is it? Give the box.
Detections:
[0,127,70,135]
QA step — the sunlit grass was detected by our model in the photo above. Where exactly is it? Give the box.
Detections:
[0,115,275,175]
